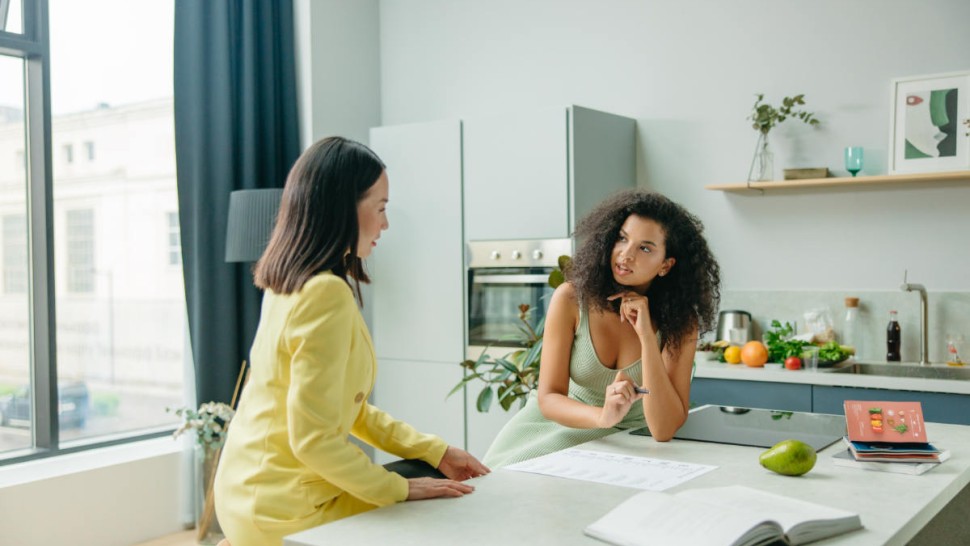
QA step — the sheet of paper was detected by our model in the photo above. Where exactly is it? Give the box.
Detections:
[505,448,717,491]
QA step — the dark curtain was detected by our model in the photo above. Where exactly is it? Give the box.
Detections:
[173,0,300,404]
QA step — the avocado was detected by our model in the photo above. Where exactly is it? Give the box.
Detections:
[759,439,817,476]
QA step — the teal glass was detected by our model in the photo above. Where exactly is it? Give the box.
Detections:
[844,146,863,177]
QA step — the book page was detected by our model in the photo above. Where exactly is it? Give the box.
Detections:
[585,490,780,546]
[678,486,861,544]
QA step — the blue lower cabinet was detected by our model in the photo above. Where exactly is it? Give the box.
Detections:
[691,378,812,412]
[812,386,970,425]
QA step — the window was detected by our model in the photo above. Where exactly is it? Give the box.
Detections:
[0,0,23,34]
[167,211,181,265]
[65,209,94,293]
[0,53,30,454]
[1,0,185,462]
[2,214,27,294]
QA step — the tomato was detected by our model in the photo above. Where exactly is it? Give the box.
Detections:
[784,356,802,370]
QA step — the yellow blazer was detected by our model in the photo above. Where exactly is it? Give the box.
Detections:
[214,272,448,546]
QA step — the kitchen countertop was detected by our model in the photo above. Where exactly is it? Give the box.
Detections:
[694,360,970,395]
[285,410,970,545]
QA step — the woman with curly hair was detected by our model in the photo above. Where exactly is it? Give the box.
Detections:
[483,189,720,467]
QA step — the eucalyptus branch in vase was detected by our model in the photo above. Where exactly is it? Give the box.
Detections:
[747,93,820,182]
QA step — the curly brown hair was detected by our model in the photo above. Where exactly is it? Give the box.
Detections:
[570,189,721,352]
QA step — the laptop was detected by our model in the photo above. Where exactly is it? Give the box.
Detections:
[630,405,846,451]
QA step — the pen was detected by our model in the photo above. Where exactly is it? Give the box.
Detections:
[634,386,650,395]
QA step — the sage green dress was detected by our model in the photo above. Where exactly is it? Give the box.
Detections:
[483,305,647,468]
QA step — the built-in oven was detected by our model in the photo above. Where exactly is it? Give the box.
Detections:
[466,239,572,356]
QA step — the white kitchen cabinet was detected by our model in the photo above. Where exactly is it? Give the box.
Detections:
[463,105,636,241]
[369,120,464,363]
[371,358,466,464]
[368,106,636,456]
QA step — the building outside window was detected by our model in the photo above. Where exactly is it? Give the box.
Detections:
[167,211,181,266]
[0,0,186,460]
[2,214,27,294]
[65,209,94,293]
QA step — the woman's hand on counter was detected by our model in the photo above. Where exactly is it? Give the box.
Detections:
[406,477,474,500]
[437,445,491,481]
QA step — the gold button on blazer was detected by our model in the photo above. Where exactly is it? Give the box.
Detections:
[214,272,447,546]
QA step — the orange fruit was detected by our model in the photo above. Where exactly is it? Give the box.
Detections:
[741,341,769,367]
[723,346,742,364]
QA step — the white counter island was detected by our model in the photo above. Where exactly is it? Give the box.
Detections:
[284,411,970,546]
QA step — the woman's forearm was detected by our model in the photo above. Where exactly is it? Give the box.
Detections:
[537,392,606,429]
[638,338,689,441]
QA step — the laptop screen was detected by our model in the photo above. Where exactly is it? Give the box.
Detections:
[630,405,846,451]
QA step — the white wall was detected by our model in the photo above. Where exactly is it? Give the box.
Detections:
[0,439,188,546]
[295,0,381,148]
[377,0,970,292]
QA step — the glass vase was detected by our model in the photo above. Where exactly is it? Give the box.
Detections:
[748,133,774,182]
[195,444,225,545]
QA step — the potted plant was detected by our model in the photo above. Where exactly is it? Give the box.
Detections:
[747,93,820,182]
[449,255,571,412]
[169,401,235,544]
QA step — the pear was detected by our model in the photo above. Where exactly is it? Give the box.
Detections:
[759,439,817,476]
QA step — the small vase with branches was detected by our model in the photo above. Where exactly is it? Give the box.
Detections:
[747,93,820,182]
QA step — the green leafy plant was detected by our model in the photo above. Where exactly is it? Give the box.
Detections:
[748,93,820,136]
[817,341,853,364]
[168,401,236,451]
[763,320,809,364]
[449,255,571,412]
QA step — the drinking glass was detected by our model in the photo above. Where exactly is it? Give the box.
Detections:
[802,346,820,372]
[844,146,863,177]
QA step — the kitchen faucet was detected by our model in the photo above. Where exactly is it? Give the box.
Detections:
[900,271,930,365]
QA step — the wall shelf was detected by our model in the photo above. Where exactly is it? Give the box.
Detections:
[705,170,970,194]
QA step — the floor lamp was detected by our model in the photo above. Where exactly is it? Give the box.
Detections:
[197,188,283,542]
[224,188,284,263]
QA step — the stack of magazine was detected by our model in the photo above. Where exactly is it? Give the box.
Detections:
[834,400,949,475]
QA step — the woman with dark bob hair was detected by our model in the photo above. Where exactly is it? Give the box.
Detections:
[215,136,488,546]
[484,189,720,467]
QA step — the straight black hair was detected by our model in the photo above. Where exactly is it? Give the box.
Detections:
[254,136,385,303]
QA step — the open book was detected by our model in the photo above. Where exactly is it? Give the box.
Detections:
[584,485,862,546]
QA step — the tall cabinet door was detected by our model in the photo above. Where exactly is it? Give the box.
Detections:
[369,121,464,363]
[463,108,569,241]
[372,358,466,464]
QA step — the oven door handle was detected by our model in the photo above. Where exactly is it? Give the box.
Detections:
[472,274,550,284]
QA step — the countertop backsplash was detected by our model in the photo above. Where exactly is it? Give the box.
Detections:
[716,290,970,365]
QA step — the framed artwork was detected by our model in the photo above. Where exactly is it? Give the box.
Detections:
[889,71,970,174]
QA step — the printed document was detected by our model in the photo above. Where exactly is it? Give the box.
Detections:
[504,448,716,491]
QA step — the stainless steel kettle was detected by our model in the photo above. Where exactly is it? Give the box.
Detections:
[716,310,753,343]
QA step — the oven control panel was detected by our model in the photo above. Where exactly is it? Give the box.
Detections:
[467,238,572,268]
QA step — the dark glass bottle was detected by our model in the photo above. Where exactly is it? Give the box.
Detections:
[886,310,901,362]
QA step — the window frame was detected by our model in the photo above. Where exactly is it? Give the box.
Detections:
[1,0,172,466]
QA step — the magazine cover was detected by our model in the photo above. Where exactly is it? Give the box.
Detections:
[843,400,928,443]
